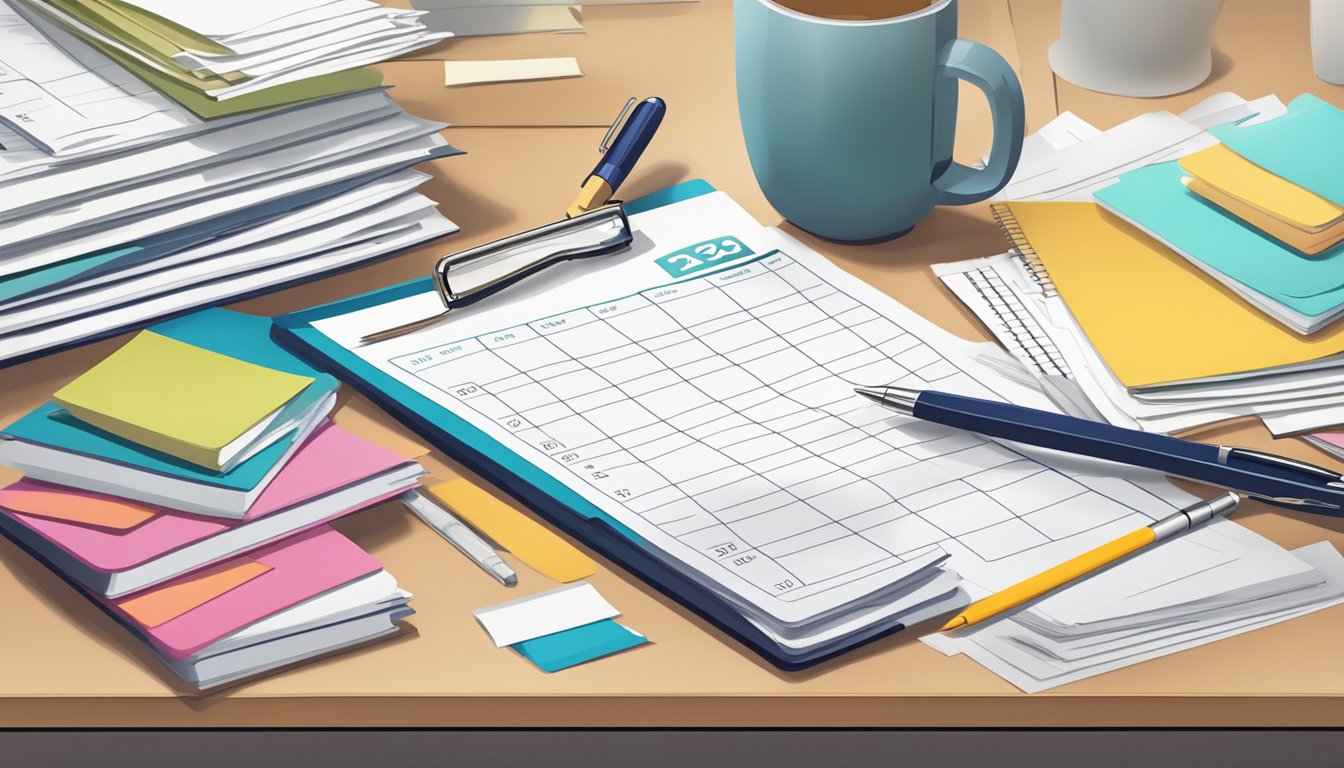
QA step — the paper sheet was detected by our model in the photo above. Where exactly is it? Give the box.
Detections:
[444,57,582,87]
[420,6,583,36]
[473,582,619,647]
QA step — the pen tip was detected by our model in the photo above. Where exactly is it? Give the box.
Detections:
[854,387,884,404]
[939,616,968,632]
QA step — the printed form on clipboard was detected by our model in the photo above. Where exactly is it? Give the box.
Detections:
[300,187,1291,660]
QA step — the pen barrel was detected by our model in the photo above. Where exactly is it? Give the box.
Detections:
[592,98,666,191]
[959,527,1156,626]
[913,391,1342,513]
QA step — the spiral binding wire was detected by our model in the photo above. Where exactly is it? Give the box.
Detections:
[990,203,1058,297]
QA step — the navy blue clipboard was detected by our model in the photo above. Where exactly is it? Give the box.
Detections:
[272,180,910,671]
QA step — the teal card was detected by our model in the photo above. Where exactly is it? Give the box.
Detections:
[1094,162,1344,320]
[511,619,647,672]
[1210,94,1344,206]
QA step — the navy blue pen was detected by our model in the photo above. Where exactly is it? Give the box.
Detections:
[566,96,666,218]
[854,385,1344,516]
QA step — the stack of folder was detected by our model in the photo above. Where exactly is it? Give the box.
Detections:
[1097,94,1344,335]
[0,0,463,365]
[0,310,426,689]
[937,93,1344,437]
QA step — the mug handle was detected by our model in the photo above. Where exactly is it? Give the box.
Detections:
[931,39,1026,206]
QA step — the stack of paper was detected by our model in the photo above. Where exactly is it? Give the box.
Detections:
[0,310,425,689]
[925,540,1344,692]
[0,1,463,365]
[1304,432,1344,462]
[937,93,1344,437]
[15,0,451,113]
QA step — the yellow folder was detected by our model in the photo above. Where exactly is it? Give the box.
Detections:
[1178,144,1344,233]
[993,201,1344,388]
[53,332,313,471]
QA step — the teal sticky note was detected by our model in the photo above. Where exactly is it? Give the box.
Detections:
[511,619,647,672]
[1094,162,1344,321]
[1210,94,1344,206]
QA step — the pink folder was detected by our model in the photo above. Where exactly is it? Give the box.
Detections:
[105,526,382,660]
[0,423,411,573]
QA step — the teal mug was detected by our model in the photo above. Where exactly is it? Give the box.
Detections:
[734,0,1025,242]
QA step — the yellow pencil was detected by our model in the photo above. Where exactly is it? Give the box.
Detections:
[940,492,1240,632]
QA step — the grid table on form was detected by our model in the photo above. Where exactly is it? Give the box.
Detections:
[389,250,1148,607]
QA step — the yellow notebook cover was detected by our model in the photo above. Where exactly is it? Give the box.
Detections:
[993,201,1344,388]
[1185,178,1344,255]
[1178,144,1344,232]
[53,332,313,470]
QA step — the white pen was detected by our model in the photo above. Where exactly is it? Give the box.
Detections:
[401,490,517,586]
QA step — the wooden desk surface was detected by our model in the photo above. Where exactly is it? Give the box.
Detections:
[3,0,1343,729]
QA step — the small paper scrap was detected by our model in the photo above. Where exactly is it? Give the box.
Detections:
[513,619,647,672]
[473,581,618,647]
[444,57,582,87]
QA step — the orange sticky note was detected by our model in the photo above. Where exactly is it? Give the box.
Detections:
[116,559,272,628]
[427,478,598,583]
[0,482,158,530]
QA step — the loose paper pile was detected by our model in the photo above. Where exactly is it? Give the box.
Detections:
[925,541,1344,692]
[0,0,463,365]
[0,310,426,689]
[938,93,1344,437]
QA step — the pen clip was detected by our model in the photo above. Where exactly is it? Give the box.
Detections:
[1219,446,1344,489]
[598,97,638,154]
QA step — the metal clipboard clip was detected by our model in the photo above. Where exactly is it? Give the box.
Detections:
[360,204,633,344]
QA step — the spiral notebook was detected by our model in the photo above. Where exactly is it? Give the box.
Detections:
[989,201,1344,389]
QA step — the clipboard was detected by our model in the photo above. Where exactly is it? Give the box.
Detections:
[271,180,916,670]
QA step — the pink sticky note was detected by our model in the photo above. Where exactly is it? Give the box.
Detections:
[105,526,382,660]
[1,423,411,573]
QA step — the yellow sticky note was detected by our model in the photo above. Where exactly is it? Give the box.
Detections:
[1185,178,1344,255]
[116,559,272,628]
[427,479,597,583]
[53,331,313,470]
[1179,144,1344,232]
[997,201,1344,387]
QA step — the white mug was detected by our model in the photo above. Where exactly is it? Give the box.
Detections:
[1049,0,1224,97]
[1312,0,1344,85]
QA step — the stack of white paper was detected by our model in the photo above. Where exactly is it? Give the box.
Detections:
[925,540,1344,693]
[28,0,451,100]
[0,1,463,364]
[940,93,1344,437]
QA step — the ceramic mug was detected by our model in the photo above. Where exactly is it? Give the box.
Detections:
[734,0,1025,243]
